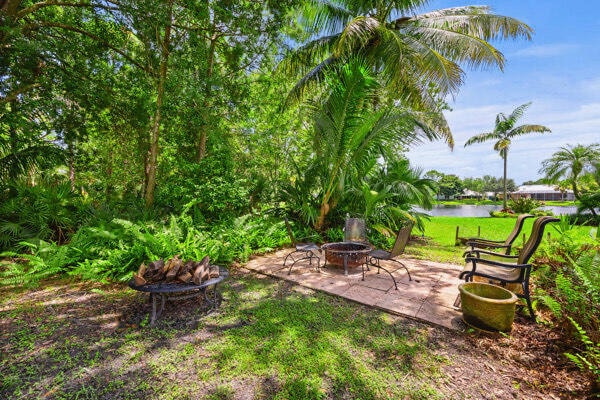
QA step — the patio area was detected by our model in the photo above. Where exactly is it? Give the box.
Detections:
[243,248,465,330]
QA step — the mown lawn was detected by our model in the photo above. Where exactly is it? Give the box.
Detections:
[406,216,593,264]
[0,274,448,400]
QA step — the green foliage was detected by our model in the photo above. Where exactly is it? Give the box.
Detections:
[0,240,80,287]
[508,197,543,213]
[573,252,600,310]
[156,154,250,223]
[564,317,600,389]
[0,212,291,285]
[0,180,93,251]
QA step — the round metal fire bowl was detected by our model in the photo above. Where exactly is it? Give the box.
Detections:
[321,242,371,268]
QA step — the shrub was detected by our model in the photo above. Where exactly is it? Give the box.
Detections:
[0,181,93,251]
[0,212,292,285]
[508,197,543,213]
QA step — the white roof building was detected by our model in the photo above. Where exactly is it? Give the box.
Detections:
[511,185,575,201]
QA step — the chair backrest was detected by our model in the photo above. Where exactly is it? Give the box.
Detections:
[390,222,414,258]
[504,213,534,246]
[284,217,297,246]
[344,217,367,242]
[517,216,559,264]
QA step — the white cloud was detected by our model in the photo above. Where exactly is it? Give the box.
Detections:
[511,43,580,58]
[407,101,600,183]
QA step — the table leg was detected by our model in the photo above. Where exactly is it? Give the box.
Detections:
[150,293,166,326]
[343,254,348,276]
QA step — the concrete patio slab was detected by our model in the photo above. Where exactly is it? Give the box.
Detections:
[243,248,464,330]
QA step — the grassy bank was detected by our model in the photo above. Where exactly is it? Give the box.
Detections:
[406,216,592,264]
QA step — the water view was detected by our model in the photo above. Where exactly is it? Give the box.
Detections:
[420,204,579,217]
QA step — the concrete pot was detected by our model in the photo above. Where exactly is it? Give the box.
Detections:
[459,282,518,332]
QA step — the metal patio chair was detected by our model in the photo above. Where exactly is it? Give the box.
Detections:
[283,217,321,275]
[460,216,559,319]
[463,213,534,256]
[344,217,368,243]
[366,222,414,290]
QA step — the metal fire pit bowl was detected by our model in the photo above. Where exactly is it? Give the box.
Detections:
[321,242,372,276]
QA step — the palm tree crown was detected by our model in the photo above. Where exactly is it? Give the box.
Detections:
[283,0,533,144]
[539,143,600,200]
[464,102,551,209]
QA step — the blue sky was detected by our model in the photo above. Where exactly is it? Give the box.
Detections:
[405,0,600,184]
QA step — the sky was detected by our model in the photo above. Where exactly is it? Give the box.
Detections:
[405,0,600,185]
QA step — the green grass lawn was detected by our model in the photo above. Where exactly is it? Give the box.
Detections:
[0,276,448,400]
[406,216,594,264]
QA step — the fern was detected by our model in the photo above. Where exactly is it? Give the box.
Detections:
[574,252,600,306]
[564,317,600,387]
[0,241,70,287]
[537,294,562,318]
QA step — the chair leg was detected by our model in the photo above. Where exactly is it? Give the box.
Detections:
[522,281,536,321]
[367,257,399,290]
[286,250,320,275]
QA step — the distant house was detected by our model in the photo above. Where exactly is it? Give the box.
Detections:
[510,184,575,201]
[458,189,482,199]
[458,189,496,200]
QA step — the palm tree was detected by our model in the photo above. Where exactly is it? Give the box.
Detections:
[283,1,533,141]
[346,158,437,235]
[464,102,550,210]
[307,59,445,229]
[539,144,600,216]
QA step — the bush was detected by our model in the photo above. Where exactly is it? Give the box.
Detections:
[508,197,543,213]
[0,181,93,251]
[0,212,292,285]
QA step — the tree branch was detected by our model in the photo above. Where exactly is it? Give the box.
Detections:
[25,21,153,75]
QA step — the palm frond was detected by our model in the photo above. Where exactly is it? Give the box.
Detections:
[503,101,531,123]
[414,6,533,41]
[509,124,551,137]
[463,131,497,147]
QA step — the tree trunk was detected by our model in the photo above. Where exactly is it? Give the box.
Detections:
[503,152,508,210]
[196,14,218,162]
[68,144,75,191]
[315,201,330,231]
[144,3,173,209]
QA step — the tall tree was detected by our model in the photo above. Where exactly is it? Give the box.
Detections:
[283,0,533,141]
[539,143,600,216]
[464,102,550,210]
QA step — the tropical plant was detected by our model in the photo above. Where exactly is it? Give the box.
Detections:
[565,317,600,391]
[305,59,445,230]
[540,144,600,216]
[346,159,435,235]
[508,197,543,213]
[464,102,551,210]
[0,180,93,250]
[283,0,533,124]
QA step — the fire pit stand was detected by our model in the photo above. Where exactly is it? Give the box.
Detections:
[129,266,228,326]
[321,242,372,276]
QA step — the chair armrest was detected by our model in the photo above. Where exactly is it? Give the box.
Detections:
[466,249,519,259]
[465,256,530,270]
[466,238,505,245]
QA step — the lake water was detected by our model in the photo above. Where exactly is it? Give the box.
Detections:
[420,204,579,217]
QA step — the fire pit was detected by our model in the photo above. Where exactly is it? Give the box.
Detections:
[321,242,372,276]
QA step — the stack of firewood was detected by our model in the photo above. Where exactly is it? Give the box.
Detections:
[133,255,219,286]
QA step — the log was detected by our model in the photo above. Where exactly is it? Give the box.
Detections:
[133,272,146,286]
[208,265,220,279]
[177,271,193,283]
[193,256,210,285]
[181,260,195,275]
[165,256,183,281]
[138,262,147,277]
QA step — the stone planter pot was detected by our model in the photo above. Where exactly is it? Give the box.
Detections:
[458,282,518,332]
